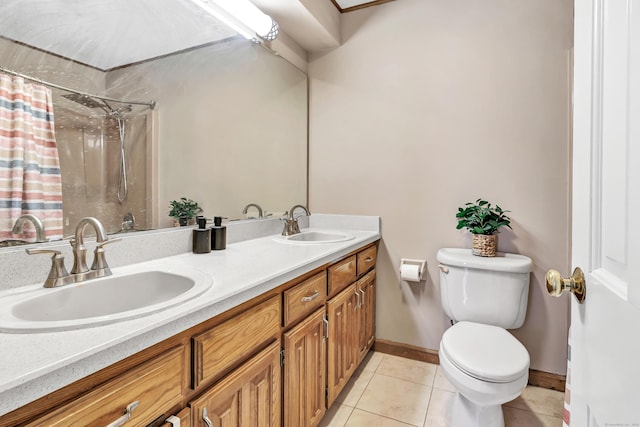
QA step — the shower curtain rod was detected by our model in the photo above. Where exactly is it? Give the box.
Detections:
[0,66,156,109]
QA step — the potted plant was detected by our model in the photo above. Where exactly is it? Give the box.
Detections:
[455,198,511,257]
[169,197,202,226]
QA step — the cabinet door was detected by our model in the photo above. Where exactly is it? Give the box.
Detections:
[190,341,281,427]
[283,308,327,427]
[358,271,376,362]
[326,283,359,407]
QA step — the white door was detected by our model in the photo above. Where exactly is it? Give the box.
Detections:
[567,0,640,425]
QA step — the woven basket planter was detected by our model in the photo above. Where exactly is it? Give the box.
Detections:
[472,234,497,257]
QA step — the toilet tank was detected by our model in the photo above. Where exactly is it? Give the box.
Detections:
[437,248,532,329]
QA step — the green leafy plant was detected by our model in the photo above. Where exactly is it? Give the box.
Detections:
[456,198,512,235]
[168,197,202,220]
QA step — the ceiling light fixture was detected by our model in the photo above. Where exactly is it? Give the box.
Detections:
[191,0,279,42]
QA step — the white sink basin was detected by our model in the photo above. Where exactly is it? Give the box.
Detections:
[275,231,355,244]
[0,268,212,333]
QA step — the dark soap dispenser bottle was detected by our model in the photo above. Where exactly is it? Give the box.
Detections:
[211,216,227,250]
[193,217,211,254]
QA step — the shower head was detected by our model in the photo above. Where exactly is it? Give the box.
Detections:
[62,93,132,118]
[62,93,107,110]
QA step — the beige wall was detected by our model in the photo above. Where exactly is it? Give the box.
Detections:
[107,39,307,227]
[308,0,573,374]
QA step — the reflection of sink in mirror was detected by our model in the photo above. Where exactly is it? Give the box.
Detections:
[0,239,29,248]
[276,231,355,244]
[0,269,212,333]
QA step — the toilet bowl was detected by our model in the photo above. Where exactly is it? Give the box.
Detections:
[436,248,533,427]
[439,321,529,427]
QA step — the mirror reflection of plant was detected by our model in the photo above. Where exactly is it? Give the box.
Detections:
[168,197,202,220]
[456,198,511,235]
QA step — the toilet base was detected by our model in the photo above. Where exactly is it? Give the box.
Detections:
[451,392,504,427]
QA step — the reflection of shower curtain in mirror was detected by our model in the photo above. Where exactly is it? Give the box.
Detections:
[0,73,63,241]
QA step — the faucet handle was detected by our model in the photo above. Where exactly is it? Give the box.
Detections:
[91,238,121,277]
[26,248,70,288]
[96,238,122,249]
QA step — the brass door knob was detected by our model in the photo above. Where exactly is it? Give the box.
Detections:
[545,267,586,304]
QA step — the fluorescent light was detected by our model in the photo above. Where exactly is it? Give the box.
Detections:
[190,0,278,41]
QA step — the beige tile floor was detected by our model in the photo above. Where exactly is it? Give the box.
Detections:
[319,352,565,427]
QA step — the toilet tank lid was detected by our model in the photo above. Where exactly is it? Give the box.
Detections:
[437,248,532,273]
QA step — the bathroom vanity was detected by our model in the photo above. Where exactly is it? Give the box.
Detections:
[0,218,379,427]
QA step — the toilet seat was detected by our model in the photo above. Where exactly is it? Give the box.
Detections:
[441,321,529,383]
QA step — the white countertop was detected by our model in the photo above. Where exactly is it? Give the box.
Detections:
[0,225,380,416]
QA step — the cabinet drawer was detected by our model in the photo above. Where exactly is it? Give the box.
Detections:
[328,255,357,295]
[357,245,377,276]
[192,295,281,388]
[26,345,187,427]
[283,272,327,327]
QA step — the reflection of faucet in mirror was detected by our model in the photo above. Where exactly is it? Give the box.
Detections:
[11,214,47,243]
[281,204,310,236]
[120,212,136,232]
[242,203,263,219]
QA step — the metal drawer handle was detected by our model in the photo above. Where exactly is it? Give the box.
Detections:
[301,290,319,302]
[364,256,373,262]
[360,288,365,306]
[203,408,213,427]
[354,288,361,310]
[105,401,139,427]
[323,313,329,340]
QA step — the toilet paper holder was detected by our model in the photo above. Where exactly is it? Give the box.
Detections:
[400,258,426,281]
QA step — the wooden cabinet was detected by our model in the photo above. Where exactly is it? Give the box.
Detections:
[25,345,188,427]
[3,241,378,427]
[189,341,281,427]
[326,246,377,406]
[283,308,327,427]
[326,283,359,407]
[356,270,376,362]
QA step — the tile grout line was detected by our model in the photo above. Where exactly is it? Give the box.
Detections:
[421,384,436,427]
[347,407,421,427]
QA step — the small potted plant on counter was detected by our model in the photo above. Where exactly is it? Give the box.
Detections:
[455,198,512,257]
[169,197,203,226]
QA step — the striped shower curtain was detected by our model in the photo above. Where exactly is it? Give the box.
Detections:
[0,73,63,241]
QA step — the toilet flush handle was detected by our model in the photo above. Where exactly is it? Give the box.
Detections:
[437,264,449,274]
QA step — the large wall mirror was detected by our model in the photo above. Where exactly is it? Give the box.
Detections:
[0,0,307,248]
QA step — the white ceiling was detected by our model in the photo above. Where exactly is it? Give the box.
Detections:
[0,0,388,70]
[0,0,237,70]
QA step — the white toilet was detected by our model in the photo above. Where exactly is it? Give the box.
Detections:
[436,248,532,427]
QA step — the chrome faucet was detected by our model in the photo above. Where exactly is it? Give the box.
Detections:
[26,217,119,287]
[281,204,310,236]
[242,203,263,219]
[11,214,47,243]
